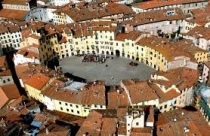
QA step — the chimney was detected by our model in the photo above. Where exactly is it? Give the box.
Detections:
[1,118,6,127]
[117,89,120,94]
[46,128,49,135]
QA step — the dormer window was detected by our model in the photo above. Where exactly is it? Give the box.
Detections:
[166,11,175,16]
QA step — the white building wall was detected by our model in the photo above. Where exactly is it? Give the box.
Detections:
[49,0,70,6]
[0,76,14,85]
[14,54,40,66]
[184,86,194,106]
[202,64,209,83]
[43,96,55,110]
[25,7,56,23]
[135,20,181,35]
[2,4,30,11]
[0,31,22,49]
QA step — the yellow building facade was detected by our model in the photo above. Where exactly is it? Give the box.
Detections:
[37,21,209,72]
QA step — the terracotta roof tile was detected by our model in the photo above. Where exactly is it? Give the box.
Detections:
[37,123,70,136]
[157,108,210,136]
[131,127,153,136]
[16,45,40,59]
[0,9,28,20]
[137,36,207,61]
[121,79,158,104]
[43,80,106,106]
[188,5,210,26]
[81,81,106,105]
[101,118,117,135]
[55,3,134,22]
[8,95,26,108]
[76,110,102,136]
[2,0,29,5]
[123,8,187,26]
[132,0,207,10]
[152,67,198,91]
[0,69,11,77]
[0,84,20,109]
[25,73,50,90]
[185,26,210,40]
[115,31,142,41]
[0,56,6,68]
[149,83,179,103]
[107,86,129,109]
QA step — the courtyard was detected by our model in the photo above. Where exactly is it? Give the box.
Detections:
[59,56,156,85]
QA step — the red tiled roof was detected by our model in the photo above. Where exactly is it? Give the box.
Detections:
[123,8,187,26]
[25,73,50,90]
[149,83,180,103]
[121,79,158,104]
[16,45,40,59]
[2,0,29,5]
[0,56,6,67]
[0,84,20,109]
[137,36,206,61]
[76,110,102,136]
[115,31,142,41]
[37,123,70,136]
[0,9,28,20]
[107,86,129,109]
[152,67,198,91]
[132,0,207,10]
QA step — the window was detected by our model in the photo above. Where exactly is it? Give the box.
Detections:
[77,111,80,114]
[136,122,139,126]
[59,102,62,105]
[164,105,167,109]
[7,78,10,81]
[60,107,63,110]
[76,105,79,108]
[160,106,162,110]
[66,108,69,112]
[71,109,74,112]
[65,103,68,106]
[70,104,72,107]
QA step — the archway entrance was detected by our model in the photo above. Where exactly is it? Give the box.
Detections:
[115,50,120,57]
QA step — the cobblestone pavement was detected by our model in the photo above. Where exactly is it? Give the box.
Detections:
[59,56,156,86]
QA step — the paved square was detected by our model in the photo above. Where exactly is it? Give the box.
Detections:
[60,56,156,85]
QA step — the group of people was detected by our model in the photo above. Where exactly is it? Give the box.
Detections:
[129,61,138,66]
[82,54,106,63]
